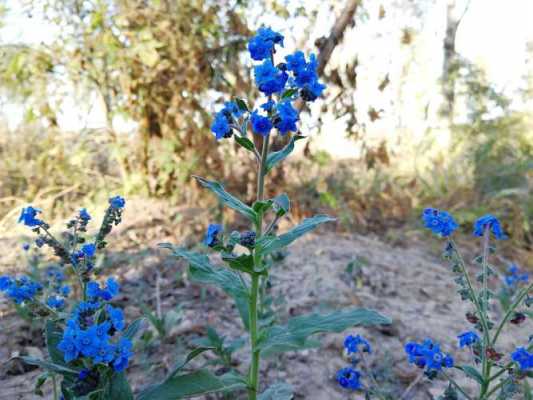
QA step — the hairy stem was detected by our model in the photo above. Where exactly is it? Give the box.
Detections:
[480,227,491,398]
[248,134,270,400]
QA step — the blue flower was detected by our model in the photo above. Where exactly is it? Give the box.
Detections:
[457,331,479,348]
[344,334,371,354]
[47,296,65,309]
[86,281,101,300]
[109,196,126,209]
[248,27,284,61]
[473,214,506,240]
[211,112,232,140]
[60,285,71,297]
[274,101,299,134]
[0,276,12,291]
[422,208,458,237]
[285,51,306,73]
[336,367,362,390]
[113,337,134,372]
[78,369,90,380]
[204,223,223,247]
[76,327,100,357]
[260,99,275,112]
[106,305,125,331]
[92,340,116,364]
[18,206,43,227]
[86,278,120,301]
[405,338,453,372]
[254,60,288,95]
[300,79,326,102]
[35,237,45,247]
[79,208,91,222]
[81,243,96,258]
[511,347,533,371]
[22,243,30,251]
[223,101,245,118]
[94,321,112,341]
[504,264,529,287]
[251,111,273,137]
[58,335,80,363]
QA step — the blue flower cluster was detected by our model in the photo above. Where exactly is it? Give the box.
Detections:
[511,347,533,371]
[210,27,325,140]
[457,331,479,348]
[504,264,529,288]
[422,208,458,237]
[109,196,126,209]
[58,286,131,372]
[405,339,454,373]
[0,275,42,304]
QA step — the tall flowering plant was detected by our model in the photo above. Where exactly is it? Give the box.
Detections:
[154,27,391,400]
[2,199,140,400]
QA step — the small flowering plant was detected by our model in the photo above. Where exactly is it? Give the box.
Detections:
[155,27,391,400]
[336,211,532,399]
[2,198,141,400]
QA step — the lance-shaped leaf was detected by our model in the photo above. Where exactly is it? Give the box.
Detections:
[194,176,257,222]
[123,318,145,340]
[257,308,391,357]
[256,215,335,257]
[103,372,134,400]
[137,369,246,400]
[258,382,293,400]
[19,356,79,376]
[455,365,484,385]
[160,244,250,329]
[222,253,255,274]
[265,135,305,174]
[45,320,66,365]
[234,136,256,154]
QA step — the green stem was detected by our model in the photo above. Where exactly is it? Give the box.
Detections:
[442,371,474,400]
[491,282,533,346]
[53,374,58,400]
[248,134,270,400]
[480,227,491,398]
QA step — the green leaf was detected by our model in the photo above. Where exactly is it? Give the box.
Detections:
[456,365,484,385]
[168,347,216,378]
[235,98,249,112]
[19,356,79,376]
[137,370,246,400]
[45,320,66,365]
[103,372,134,400]
[265,135,305,173]
[234,136,256,153]
[257,215,335,257]
[253,200,273,215]
[281,88,298,99]
[257,308,390,356]
[222,253,255,274]
[140,303,166,338]
[272,194,290,217]
[259,382,293,400]
[123,318,145,340]
[160,245,250,329]
[194,176,257,222]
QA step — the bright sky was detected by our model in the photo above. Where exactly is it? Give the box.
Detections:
[0,0,532,157]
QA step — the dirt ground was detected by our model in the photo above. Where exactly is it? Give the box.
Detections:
[0,200,531,399]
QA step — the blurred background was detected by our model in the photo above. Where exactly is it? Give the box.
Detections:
[0,0,531,249]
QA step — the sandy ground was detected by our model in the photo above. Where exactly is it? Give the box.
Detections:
[0,202,531,399]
